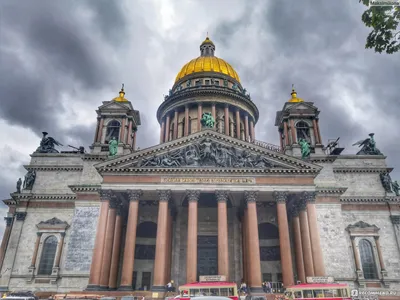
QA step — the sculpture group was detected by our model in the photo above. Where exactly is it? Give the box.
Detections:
[201,112,215,128]
[352,133,382,155]
[136,138,284,169]
[35,132,63,153]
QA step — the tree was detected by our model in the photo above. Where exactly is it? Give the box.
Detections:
[359,0,400,54]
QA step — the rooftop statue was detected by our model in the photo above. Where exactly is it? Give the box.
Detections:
[392,180,399,196]
[23,170,36,190]
[298,138,311,160]
[201,112,215,128]
[352,133,383,155]
[35,132,63,153]
[16,178,22,193]
[109,137,118,157]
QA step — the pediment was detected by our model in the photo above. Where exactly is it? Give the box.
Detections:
[286,102,318,113]
[95,130,322,174]
[98,100,133,111]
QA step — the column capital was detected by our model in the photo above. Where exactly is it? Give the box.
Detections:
[157,190,171,202]
[15,212,27,221]
[289,205,300,218]
[186,190,200,202]
[244,191,258,203]
[350,236,356,241]
[99,189,113,201]
[273,191,289,203]
[4,216,13,227]
[198,102,202,107]
[36,232,43,237]
[109,198,121,209]
[215,190,229,202]
[301,191,316,203]
[127,189,143,202]
[390,215,400,225]
[373,235,380,241]
[60,232,66,238]
[224,103,229,108]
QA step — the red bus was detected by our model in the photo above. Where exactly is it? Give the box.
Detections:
[179,281,239,300]
[284,283,351,300]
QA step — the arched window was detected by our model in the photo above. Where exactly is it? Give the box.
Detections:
[38,235,58,275]
[296,121,310,142]
[359,239,378,279]
[105,120,121,143]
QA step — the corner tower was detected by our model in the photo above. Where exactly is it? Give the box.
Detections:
[275,87,324,156]
[157,36,259,143]
[91,85,141,155]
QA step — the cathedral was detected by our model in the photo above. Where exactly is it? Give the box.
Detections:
[0,37,399,295]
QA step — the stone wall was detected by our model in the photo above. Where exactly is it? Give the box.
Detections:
[63,204,100,273]
[316,203,355,279]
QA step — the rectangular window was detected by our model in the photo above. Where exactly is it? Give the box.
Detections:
[215,80,220,86]
[303,290,313,298]
[205,80,210,85]
[277,273,283,282]
[220,288,228,296]
[195,80,202,86]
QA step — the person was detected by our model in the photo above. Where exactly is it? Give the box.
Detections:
[262,281,267,292]
[267,281,272,293]
[166,280,174,292]
[239,279,247,294]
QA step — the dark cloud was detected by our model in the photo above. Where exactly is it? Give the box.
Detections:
[0,0,126,140]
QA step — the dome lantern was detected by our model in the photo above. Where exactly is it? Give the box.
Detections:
[200,36,215,57]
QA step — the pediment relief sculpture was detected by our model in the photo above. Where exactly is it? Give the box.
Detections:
[37,217,69,230]
[133,138,291,169]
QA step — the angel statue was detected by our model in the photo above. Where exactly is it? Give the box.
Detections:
[35,132,63,153]
[352,133,383,155]
[298,138,311,159]
[201,112,215,128]
[109,137,118,157]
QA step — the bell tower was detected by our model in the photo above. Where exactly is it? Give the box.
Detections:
[90,85,141,155]
[274,87,324,157]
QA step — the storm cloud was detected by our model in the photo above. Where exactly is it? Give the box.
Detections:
[0,0,399,240]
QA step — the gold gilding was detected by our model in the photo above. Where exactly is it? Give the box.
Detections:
[288,88,304,103]
[175,56,240,83]
[113,84,128,102]
[201,36,214,46]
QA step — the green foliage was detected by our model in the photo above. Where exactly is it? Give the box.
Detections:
[359,0,400,54]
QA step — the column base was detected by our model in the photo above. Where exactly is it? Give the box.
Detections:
[249,287,264,293]
[118,286,134,291]
[152,286,166,292]
[98,285,109,291]
[85,284,101,291]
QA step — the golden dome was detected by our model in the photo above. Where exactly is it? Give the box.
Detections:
[288,87,304,103]
[174,36,241,83]
[175,56,240,83]
[113,84,128,102]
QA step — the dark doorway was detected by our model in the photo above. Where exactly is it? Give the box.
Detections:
[141,272,151,290]
[132,271,137,290]
[197,236,218,278]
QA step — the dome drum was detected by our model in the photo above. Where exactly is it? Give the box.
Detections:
[158,101,257,143]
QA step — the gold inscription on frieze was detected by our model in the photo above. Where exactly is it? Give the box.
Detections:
[161,177,256,184]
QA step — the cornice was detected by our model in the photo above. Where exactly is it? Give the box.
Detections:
[82,154,108,161]
[10,193,76,201]
[68,185,101,193]
[340,196,399,203]
[309,156,337,163]
[2,199,17,206]
[333,167,393,173]
[99,167,320,175]
[157,86,259,122]
[24,165,83,172]
[316,187,348,195]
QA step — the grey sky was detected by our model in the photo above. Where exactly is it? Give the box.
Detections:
[0,0,399,240]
